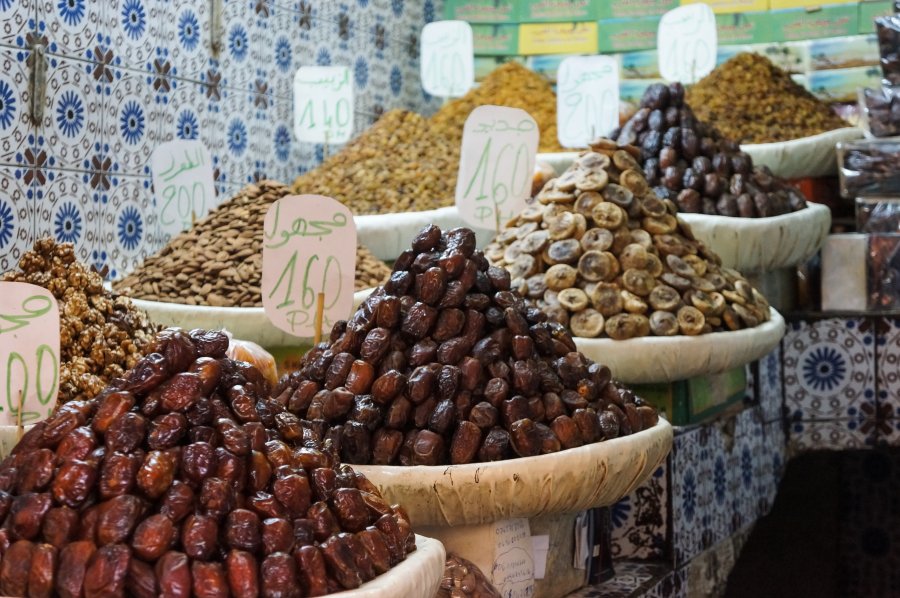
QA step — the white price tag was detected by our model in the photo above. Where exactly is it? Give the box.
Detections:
[556,55,619,149]
[455,105,539,231]
[421,20,474,98]
[262,195,357,338]
[0,283,60,425]
[293,66,355,144]
[150,140,216,239]
[657,4,717,84]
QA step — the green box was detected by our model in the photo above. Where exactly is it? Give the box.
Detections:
[635,367,748,426]
[595,0,678,19]
[715,11,773,44]
[768,3,859,42]
[597,16,661,52]
[858,0,895,33]
[805,65,882,102]
[520,0,597,22]
[525,54,587,82]
[471,24,519,55]
[619,49,661,79]
[444,0,519,23]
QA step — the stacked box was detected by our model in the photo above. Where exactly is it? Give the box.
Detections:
[680,0,769,14]
[471,24,519,55]
[445,0,520,22]
[859,0,896,33]
[519,22,599,54]
[596,0,679,18]
[519,0,597,22]
[597,16,661,52]
[715,11,773,44]
[768,3,859,41]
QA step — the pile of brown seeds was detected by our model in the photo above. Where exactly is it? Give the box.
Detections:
[486,140,771,339]
[2,239,159,403]
[0,328,416,596]
[113,181,392,307]
[273,225,658,467]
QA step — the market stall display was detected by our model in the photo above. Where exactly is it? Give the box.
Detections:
[1,239,159,405]
[0,327,431,596]
[437,553,500,598]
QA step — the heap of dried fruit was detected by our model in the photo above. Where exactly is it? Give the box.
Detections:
[438,553,500,597]
[430,62,564,153]
[0,328,416,596]
[272,225,658,467]
[684,53,846,143]
[612,82,808,218]
[2,239,159,404]
[486,141,772,338]
[113,181,392,307]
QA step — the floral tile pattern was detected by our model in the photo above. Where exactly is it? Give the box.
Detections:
[787,418,872,455]
[0,165,36,273]
[568,561,671,598]
[610,463,668,561]
[757,344,784,423]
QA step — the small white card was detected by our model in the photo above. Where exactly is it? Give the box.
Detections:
[421,20,475,97]
[150,140,216,239]
[658,4,717,84]
[293,66,355,144]
[557,55,620,148]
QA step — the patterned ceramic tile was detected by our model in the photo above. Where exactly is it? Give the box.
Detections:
[787,418,872,455]
[783,318,876,422]
[671,426,715,566]
[643,566,687,598]
[33,167,99,265]
[163,0,211,82]
[99,173,156,279]
[0,47,34,168]
[567,561,670,598]
[105,0,165,73]
[0,0,34,48]
[37,0,103,57]
[610,463,668,561]
[876,317,900,418]
[0,165,37,273]
[100,66,161,177]
[758,344,784,423]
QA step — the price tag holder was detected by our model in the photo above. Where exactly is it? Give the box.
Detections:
[556,56,619,149]
[293,66,354,144]
[262,195,357,338]
[0,282,60,425]
[657,4,717,84]
[151,140,216,239]
[421,20,474,98]
[455,105,539,231]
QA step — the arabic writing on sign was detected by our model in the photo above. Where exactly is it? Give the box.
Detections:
[657,4,717,84]
[455,106,539,232]
[261,195,357,337]
[150,140,216,240]
[421,20,474,98]
[294,66,354,144]
[0,283,61,425]
[556,55,619,149]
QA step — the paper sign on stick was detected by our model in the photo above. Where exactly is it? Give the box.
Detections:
[455,105,539,231]
[421,20,475,98]
[557,55,619,149]
[262,195,357,337]
[658,4,717,84]
[151,140,216,239]
[293,66,354,144]
[0,282,60,425]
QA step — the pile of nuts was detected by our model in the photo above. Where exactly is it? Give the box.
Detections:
[430,62,564,153]
[272,225,658,466]
[486,141,772,339]
[0,328,415,596]
[2,239,159,404]
[613,82,808,218]
[291,110,460,215]
[684,53,847,144]
[114,181,392,307]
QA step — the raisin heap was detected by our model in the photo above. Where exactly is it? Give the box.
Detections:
[273,225,659,467]
[0,328,414,597]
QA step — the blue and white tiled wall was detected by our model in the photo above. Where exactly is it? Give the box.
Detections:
[0,0,443,278]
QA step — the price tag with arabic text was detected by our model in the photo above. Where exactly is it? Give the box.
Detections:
[0,282,60,425]
[557,56,619,149]
[294,66,354,144]
[151,140,217,239]
[657,4,717,84]
[262,195,357,337]
[421,20,474,98]
[455,106,539,231]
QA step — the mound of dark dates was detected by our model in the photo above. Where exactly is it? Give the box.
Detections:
[0,328,414,597]
[610,82,807,218]
[272,225,659,467]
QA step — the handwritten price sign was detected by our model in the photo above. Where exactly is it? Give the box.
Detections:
[455,105,539,231]
[293,66,354,144]
[657,4,717,84]
[421,20,474,98]
[0,283,60,425]
[262,195,357,337]
[151,140,216,239]
[557,56,619,149]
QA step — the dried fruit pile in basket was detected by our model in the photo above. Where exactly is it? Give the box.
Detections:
[273,225,659,467]
[485,140,771,339]
[0,328,415,596]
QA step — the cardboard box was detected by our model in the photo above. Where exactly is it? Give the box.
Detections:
[768,4,859,41]
[597,16,661,52]
[518,22,599,55]
[858,0,896,33]
[472,24,519,56]
[596,0,678,19]
[808,34,879,70]
[444,0,520,23]
[770,0,857,7]
[745,41,811,73]
[716,11,773,44]
[717,43,755,64]
[804,65,882,101]
[619,49,662,78]
[681,0,769,14]
[520,0,597,22]
[525,53,592,82]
